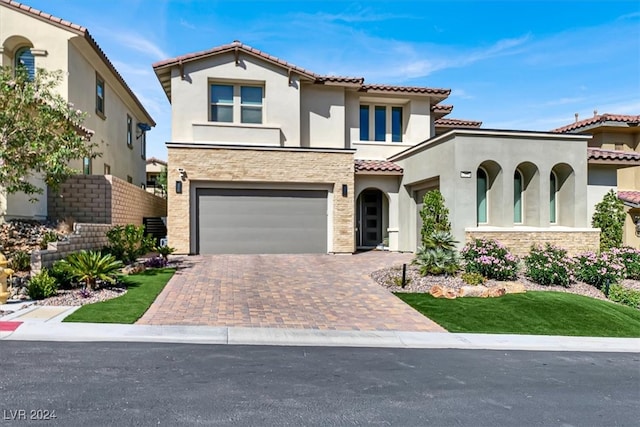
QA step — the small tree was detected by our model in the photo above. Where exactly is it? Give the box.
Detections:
[0,66,98,199]
[592,190,625,251]
[156,166,168,198]
[420,190,451,246]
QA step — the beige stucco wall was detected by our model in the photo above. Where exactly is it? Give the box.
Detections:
[394,131,593,252]
[47,174,167,225]
[0,4,152,220]
[300,85,346,149]
[167,146,355,254]
[587,165,618,225]
[465,228,600,257]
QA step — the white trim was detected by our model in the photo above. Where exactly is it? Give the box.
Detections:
[466,226,600,232]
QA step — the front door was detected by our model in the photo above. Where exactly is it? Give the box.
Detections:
[358,190,382,247]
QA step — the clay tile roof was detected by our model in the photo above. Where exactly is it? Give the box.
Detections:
[587,148,640,163]
[316,75,364,84]
[153,40,318,79]
[552,114,640,133]
[354,159,403,174]
[435,118,483,128]
[145,157,167,165]
[1,0,155,126]
[618,190,640,207]
[360,83,451,97]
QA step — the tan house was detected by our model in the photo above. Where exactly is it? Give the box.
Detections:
[154,41,607,256]
[146,157,167,197]
[0,0,155,220]
[553,113,640,247]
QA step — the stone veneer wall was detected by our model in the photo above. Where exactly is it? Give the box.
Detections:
[30,223,112,272]
[167,146,355,254]
[48,175,167,225]
[465,229,601,257]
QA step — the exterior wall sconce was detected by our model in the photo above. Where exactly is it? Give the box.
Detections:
[460,171,472,178]
[342,184,348,197]
[175,180,182,194]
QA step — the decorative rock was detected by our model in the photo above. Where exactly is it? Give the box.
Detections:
[458,285,489,298]
[430,284,457,299]
[500,282,527,294]
[486,287,507,298]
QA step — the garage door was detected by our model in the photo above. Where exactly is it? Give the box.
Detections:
[196,188,328,254]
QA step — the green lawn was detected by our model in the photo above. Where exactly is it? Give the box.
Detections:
[395,291,640,337]
[64,268,175,324]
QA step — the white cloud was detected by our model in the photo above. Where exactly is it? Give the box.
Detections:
[111,32,169,60]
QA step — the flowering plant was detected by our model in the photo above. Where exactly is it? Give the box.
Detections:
[524,244,575,287]
[461,238,519,280]
[574,251,625,289]
[609,246,640,280]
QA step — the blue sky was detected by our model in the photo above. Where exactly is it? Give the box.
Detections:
[23,0,640,161]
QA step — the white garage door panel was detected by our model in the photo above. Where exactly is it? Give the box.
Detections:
[196,188,328,254]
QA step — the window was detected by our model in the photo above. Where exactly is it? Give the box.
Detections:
[359,105,403,142]
[96,74,105,117]
[477,168,488,224]
[374,106,386,141]
[127,175,133,184]
[240,86,263,124]
[126,115,133,148]
[104,164,111,175]
[140,131,146,159]
[15,47,35,80]
[514,170,523,223]
[391,107,403,142]
[210,83,263,124]
[83,157,92,175]
[359,106,370,141]
[210,84,233,122]
[550,172,557,223]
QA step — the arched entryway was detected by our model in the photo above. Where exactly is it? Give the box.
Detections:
[356,188,387,248]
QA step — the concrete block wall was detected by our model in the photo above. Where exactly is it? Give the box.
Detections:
[31,223,112,272]
[465,229,601,257]
[48,175,167,225]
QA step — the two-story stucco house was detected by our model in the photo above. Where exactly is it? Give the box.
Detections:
[0,0,155,220]
[553,113,640,247]
[154,41,610,256]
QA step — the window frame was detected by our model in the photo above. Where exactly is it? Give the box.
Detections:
[240,85,263,124]
[209,82,264,124]
[126,115,133,148]
[477,167,489,225]
[359,104,404,143]
[140,130,146,159]
[514,169,523,224]
[95,73,106,119]
[550,171,558,224]
[82,157,92,175]
[14,46,35,80]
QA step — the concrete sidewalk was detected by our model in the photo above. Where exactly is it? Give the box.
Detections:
[1,305,638,352]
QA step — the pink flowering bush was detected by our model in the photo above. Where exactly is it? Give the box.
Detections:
[574,251,625,289]
[524,244,575,287]
[461,238,519,281]
[609,246,640,280]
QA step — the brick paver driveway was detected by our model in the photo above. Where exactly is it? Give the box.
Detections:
[137,252,445,332]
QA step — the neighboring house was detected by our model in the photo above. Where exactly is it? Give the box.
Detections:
[553,113,640,247]
[146,157,167,197]
[154,41,603,256]
[0,0,155,220]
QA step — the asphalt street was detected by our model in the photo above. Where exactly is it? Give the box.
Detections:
[0,342,638,426]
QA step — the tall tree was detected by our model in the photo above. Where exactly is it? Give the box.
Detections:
[0,66,98,200]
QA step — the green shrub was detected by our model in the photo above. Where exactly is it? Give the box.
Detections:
[10,250,31,271]
[608,284,640,310]
[49,260,76,289]
[610,247,640,280]
[524,244,575,287]
[461,238,519,281]
[413,231,460,276]
[591,190,625,251]
[574,251,625,289]
[461,272,486,286]
[419,190,451,246]
[59,250,123,290]
[155,245,176,261]
[106,225,155,264]
[392,275,412,287]
[39,230,59,249]
[27,270,58,300]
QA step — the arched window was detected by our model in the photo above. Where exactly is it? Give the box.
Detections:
[550,171,557,223]
[477,168,488,224]
[14,47,35,80]
[514,169,523,223]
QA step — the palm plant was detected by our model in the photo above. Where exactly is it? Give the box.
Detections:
[59,250,122,290]
[413,231,460,276]
[154,245,176,261]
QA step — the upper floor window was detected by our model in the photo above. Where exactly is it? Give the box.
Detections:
[15,47,35,80]
[359,104,403,143]
[96,73,105,118]
[210,83,263,124]
[140,131,146,159]
[126,115,133,148]
[83,157,92,175]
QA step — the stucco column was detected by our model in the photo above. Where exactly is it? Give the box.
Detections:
[387,191,400,251]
